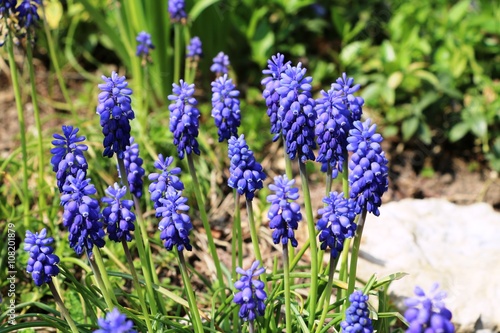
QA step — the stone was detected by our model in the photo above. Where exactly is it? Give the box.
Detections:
[356,198,500,333]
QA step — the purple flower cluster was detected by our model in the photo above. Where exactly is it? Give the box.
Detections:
[24,229,60,286]
[186,36,202,59]
[333,73,364,122]
[96,72,135,159]
[120,137,145,198]
[50,125,88,192]
[210,51,229,75]
[340,290,373,333]
[228,135,266,201]
[233,261,267,322]
[168,0,186,22]
[267,175,302,247]
[211,74,241,142]
[135,31,154,57]
[95,308,137,333]
[60,170,105,256]
[16,0,41,28]
[168,80,200,159]
[261,53,290,141]
[276,63,316,163]
[0,0,17,17]
[316,192,357,258]
[102,183,136,243]
[148,154,184,214]
[404,284,455,333]
[347,119,389,216]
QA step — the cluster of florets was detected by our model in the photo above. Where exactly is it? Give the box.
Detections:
[347,119,389,215]
[148,154,184,214]
[228,135,266,201]
[233,261,267,322]
[102,183,136,243]
[186,36,202,59]
[50,125,88,192]
[333,73,364,122]
[404,284,455,333]
[16,0,41,28]
[276,63,317,163]
[340,290,374,333]
[120,137,145,198]
[95,308,137,333]
[267,175,302,247]
[24,229,60,286]
[135,31,154,60]
[0,0,17,17]
[210,51,229,76]
[316,191,357,258]
[261,53,290,141]
[168,80,200,159]
[168,0,186,22]
[60,170,105,256]
[211,74,241,142]
[96,72,135,158]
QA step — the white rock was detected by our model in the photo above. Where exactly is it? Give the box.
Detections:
[356,198,500,333]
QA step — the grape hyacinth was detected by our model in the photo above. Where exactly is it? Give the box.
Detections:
[211,74,241,142]
[50,125,88,192]
[228,135,266,201]
[156,189,193,251]
[210,51,229,75]
[267,175,302,247]
[316,191,357,258]
[60,170,105,256]
[0,0,16,17]
[96,72,135,159]
[347,119,389,216]
[102,183,136,243]
[148,154,185,215]
[168,80,200,159]
[24,228,60,286]
[186,36,202,59]
[340,290,374,333]
[404,284,455,333]
[261,53,290,141]
[333,73,364,122]
[276,63,316,163]
[135,31,154,58]
[16,0,41,28]
[233,261,267,322]
[95,308,137,333]
[168,0,186,22]
[120,137,145,198]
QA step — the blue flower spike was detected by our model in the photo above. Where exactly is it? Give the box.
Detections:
[211,74,241,142]
[340,290,373,333]
[233,260,267,322]
[95,308,137,333]
[102,183,136,243]
[24,228,60,287]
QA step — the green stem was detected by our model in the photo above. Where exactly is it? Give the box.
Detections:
[178,250,204,333]
[284,150,293,180]
[48,281,79,333]
[249,321,255,333]
[235,191,243,267]
[299,161,318,329]
[183,27,191,83]
[88,248,115,309]
[174,24,181,83]
[25,35,47,222]
[245,198,263,264]
[316,254,339,333]
[342,158,349,197]
[337,238,350,309]
[325,165,333,195]
[122,240,154,333]
[231,191,239,333]
[283,244,292,333]
[6,28,29,229]
[346,208,367,308]
[186,154,225,289]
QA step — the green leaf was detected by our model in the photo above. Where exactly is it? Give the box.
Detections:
[387,71,404,89]
[340,41,365,66]
[402,116,419,141]
[45,0,63,29]
[418,122,432,145]
[381,40,396,63]
[189,0,220,22]
[449,122,470,142]
[468,115,488,138]
[449,0,471,25]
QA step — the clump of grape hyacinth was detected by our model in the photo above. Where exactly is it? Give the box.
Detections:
[95,308,137,333]
[210,51,229,75]
[267,175,302,247]
[148,154,184,215]
[233,261,267,322]
[0,0,16,17]
[404,284,455,333]
[340,290,373,333]
[156,189,193,251]
[96,72,135,159]
[316,191,357,258]
[168,0,186,23]
[60,170,105,256]
[276,63,316,163]
[135,31,154,58]
[120,137,145,198]
[16,0,41,28]
[186,36,202,59]
[228,135,266,201]
[211,74,241,142]
[50,125,88,192]
[168,80,200,159]
[24,229,60,286]
[102,183,136,243]
[347,119,389,216]
[261,53,290,141]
